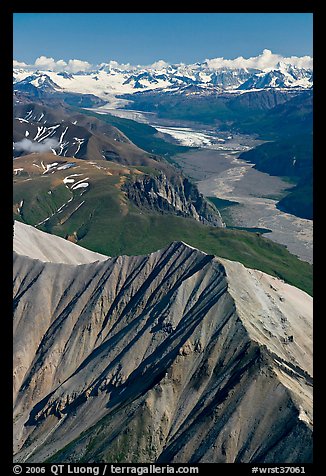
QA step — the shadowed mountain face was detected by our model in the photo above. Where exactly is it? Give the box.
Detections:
[13,222,312,463]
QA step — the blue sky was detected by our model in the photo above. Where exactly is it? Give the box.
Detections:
[13,13,313,65]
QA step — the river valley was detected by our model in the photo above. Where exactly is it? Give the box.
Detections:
[91,104,313,264]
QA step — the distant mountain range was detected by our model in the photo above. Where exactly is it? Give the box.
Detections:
[13,60,313,105]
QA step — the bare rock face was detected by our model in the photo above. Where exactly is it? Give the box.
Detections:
[122,173,225,227]
[13,222,312,463]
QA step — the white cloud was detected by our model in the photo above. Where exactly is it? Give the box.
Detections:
[150,60,170,70]
[13,60,29,68]
[56,59,68,69]
[34,55,60,70]
[13,50,313,74]
[66,59,92,73]
[204,49,313,71]
[105,60,138,71]
[15,56,92,73]
[14,138,60,153]
[281,54,313,69]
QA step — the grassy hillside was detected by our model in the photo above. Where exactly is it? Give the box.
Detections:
[13,153,312,296]
[79,212,312,296]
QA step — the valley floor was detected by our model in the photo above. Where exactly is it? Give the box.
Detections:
[174,149,313,264]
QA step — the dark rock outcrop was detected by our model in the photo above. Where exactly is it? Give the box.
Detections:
[122,173,225,227]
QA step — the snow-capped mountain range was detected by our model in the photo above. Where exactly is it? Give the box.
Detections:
[13,53,313,104]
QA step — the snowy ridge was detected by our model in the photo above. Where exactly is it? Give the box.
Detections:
[13,53,313,103]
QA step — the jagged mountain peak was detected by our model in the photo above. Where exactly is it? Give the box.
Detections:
[13,57,313,102]
[13,223,312,463]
